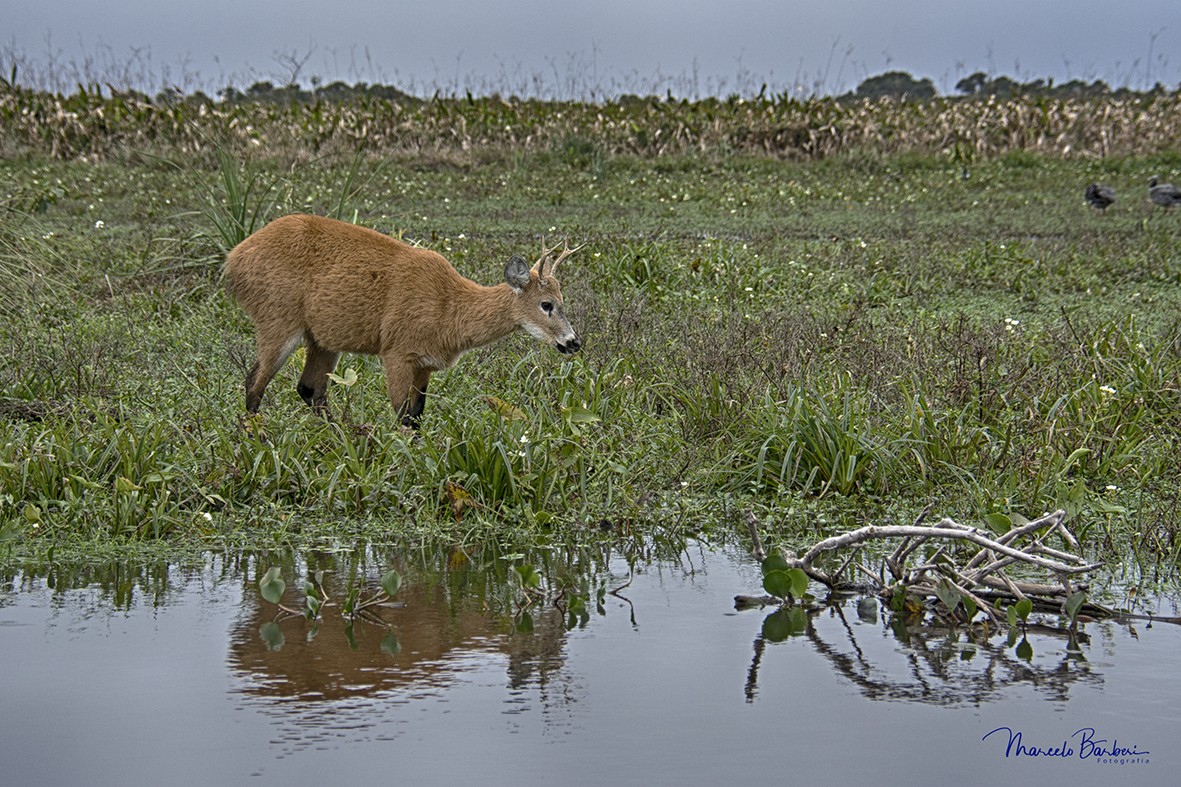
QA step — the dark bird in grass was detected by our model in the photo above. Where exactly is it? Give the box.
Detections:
[1149,176,1181,209]
[1085,183,1116,213]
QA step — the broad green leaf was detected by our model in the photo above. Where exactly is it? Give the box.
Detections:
[760,553,790,576]
[1064,591,1087,623]
[1016,637,1034,661]
[515,563,541,589]
[934,578,961,613]
[983,512,1012,535]
[381,569,403,598]
[1015,597,1033,622]
[259,566,286,604]
[963,597,977,622]
[786,568,810,600]
[1005,604,1018,628]
[22,504,42,524]
[762,569,794,600]
[1092,498,1127,515]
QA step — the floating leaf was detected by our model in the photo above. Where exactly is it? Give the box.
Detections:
[762,570,793,600]
[1015,597,1033,622]
[934,578,962,614]
[786,568,809,600]
[380,569,402,598]
[760,553,790,575]
[1064,590,1087,623]
[763,567,809,601]
[259,566,286,604]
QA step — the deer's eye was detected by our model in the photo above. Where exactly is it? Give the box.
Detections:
[541,301,554,315]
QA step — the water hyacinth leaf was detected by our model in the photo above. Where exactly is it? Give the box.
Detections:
[381,569,402,598]
[1015,598,1033,622]
[343,586,360,615]
[762,569,795,600]
[1064,591,1087,623]
[786,568,809,600]
[515,563,541,589]
[259,566,286,604]
[983,512,1012,535]
[934,579,961,613]
[760,553,790,576]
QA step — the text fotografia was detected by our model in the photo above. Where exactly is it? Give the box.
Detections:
[982,727,1150,765]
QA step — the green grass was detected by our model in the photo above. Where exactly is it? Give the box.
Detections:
[2,88,1181,585]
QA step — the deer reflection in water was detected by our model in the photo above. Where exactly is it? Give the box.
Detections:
[226,568,575,750]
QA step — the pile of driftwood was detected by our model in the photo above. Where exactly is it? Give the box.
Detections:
[740,506,1124,622]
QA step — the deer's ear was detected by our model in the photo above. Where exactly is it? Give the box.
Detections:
[505,255,531,292]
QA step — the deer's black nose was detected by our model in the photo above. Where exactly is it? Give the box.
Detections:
[557,337,581,354]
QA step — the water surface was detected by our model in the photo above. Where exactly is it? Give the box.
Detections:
[1,545,1174,785]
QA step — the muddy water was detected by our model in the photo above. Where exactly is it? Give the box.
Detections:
[0,545,1175,785]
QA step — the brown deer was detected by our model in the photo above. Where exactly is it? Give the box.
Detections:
[224,214,580,427]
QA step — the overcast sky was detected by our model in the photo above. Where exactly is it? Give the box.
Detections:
[6,1,1180,97]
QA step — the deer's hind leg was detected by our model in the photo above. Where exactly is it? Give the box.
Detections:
[298,335,341,416]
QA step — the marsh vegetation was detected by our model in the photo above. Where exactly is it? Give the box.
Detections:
[2,77,1181,599]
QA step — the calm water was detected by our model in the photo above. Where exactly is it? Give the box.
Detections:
[1,544,1176,785]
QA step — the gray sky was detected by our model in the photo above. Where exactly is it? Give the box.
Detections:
[6,1,1180,97]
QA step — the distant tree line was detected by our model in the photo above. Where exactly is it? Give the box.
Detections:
[851,69,1177,101]
[19,69,1181,107]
